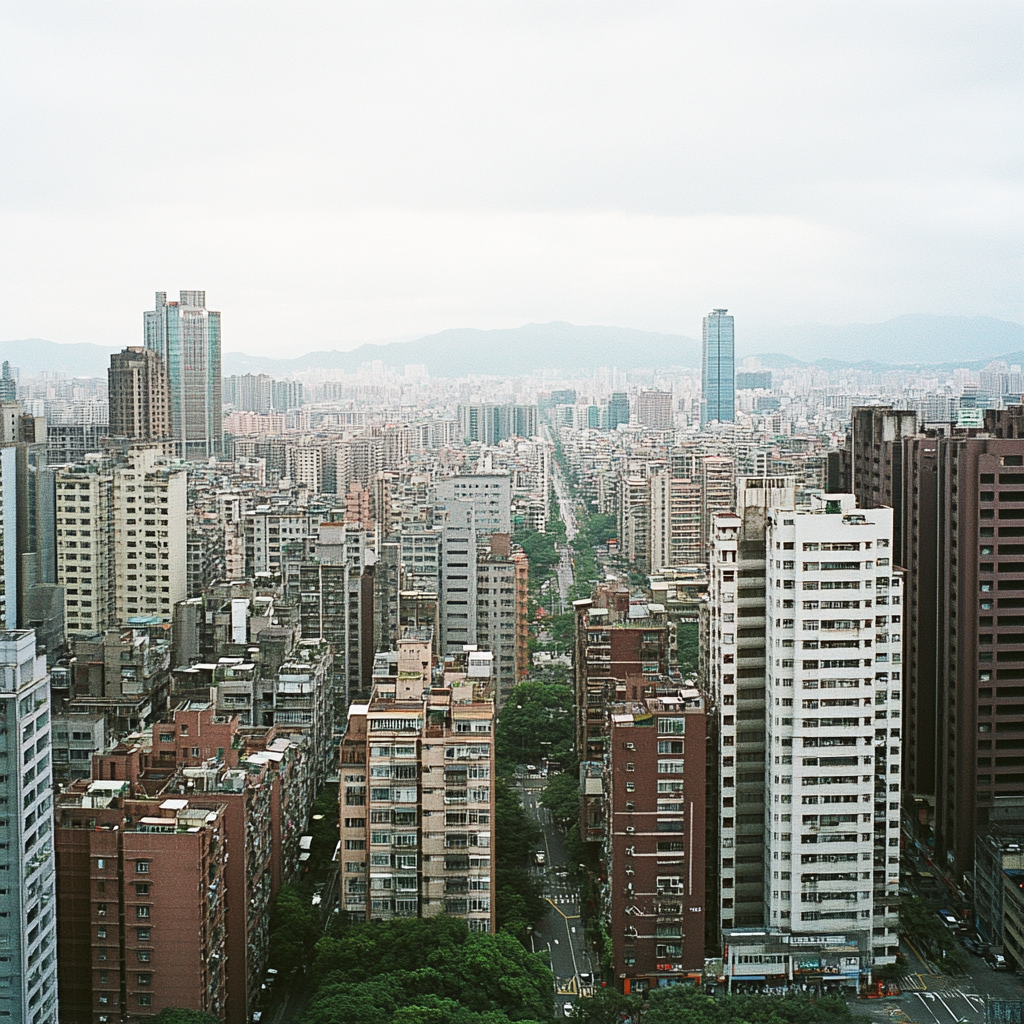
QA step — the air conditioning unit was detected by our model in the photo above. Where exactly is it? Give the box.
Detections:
[624,742,635,750]
[626,826,635,834]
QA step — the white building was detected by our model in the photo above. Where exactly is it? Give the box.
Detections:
[0,629,58,1023]
[433,474,511,536]
[763,497,901,968]
[55,458,116,634]
[113,448,188,624]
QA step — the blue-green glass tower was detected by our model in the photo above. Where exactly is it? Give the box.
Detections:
[144,290,222,458]
[700,308,735,427]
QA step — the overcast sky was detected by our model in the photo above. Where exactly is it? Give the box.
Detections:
[2,1,1021,356]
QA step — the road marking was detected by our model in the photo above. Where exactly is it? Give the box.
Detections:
[932,990,960,1021]
[545,898,580,921]
[913,993,943,1024]
[556,979,579,995]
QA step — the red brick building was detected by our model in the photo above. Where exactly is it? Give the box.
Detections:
[605,692,707,995]
[55,784,228,1023]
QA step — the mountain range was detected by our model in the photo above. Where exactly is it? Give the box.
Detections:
[0,314,1020,379]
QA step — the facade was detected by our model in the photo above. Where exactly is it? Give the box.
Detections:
[438,504,478,655]
[648,469,700,573]
[934,412,1024,875]
[849,406,918,564]
[144,290,222,459]
[339,645,497,932]
[636,390,673,431]
[699,455,736,564]
[55,784,229,1023]
[112,448,188,625]
[0,630,58,1024]
[107,347,172,444]
[56,459,116,634]
[433,474,512,536]
[700,309,735,426]
[707,477,796,932]
[605,693,707,994]
[475,534,520,705]
[762,498,901,968]
[457,404,538,444]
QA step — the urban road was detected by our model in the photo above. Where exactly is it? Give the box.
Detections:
[516,767,593,1016]
[549,434,578,614]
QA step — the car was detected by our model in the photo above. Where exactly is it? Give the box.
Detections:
[937,910,960,929]
[525,764,538,773]
[579,972,593,986]
[563,1001,574,1017]
[534,851,546,866]
[252,1014,263,1023]
[988,953,1008,971]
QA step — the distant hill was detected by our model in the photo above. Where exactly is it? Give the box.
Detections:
[222,322,702,377]
[3,314,1020,379]
[740,314,1022,365]
[0,338,119,377]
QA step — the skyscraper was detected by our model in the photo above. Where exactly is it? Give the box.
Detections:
[700,309,735,426]
[144,290,222,459]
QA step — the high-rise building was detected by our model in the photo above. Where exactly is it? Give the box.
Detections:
[761,498,902,968]
[605,692,707,994]
[438,504,478,655]
[108,347,172,445]
[707,477,796,932]
[635,390,673,430]
[933,410,1024,875]
[606,392,630,431]
[700,309,735,426]
[648,468,700,572]
[0,629,58,1024]
[700,454,737,563]
[56,458,116,634]
[144,290,222,459]
[339,643,497,932]
[433,474,512,536]
[113,448,188,624]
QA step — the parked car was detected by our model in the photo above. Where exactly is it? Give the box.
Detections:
[563,1001,574,1017]
[937,910,960,930]
[535,851,546,866]
[988,953,1008,971]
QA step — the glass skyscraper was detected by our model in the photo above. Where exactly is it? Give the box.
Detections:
[700,308,735,426]
[144,290,222,459]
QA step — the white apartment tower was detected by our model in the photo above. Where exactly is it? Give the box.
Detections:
[55,459,116,634]
[113,448,188,624]
[763,497,901,967]
[0,629,58,1024]
[709,476,796,931]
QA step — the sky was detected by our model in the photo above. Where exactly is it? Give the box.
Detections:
[1,1,1022,357]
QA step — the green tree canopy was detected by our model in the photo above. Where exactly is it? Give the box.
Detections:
[150,1010,220,1024]
[496,680,574,767]
[303,917,553,1024]
[640,986,856,1024]
[540,772,580,827]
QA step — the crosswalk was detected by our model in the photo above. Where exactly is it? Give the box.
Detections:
[556,978,579,996]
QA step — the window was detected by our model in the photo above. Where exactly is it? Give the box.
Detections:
[137,973,152,987]
[136,950,151,962]
[139,995,152,1007]
[136,905,150,919]
[136,928,150,941]
[135,860,150,873]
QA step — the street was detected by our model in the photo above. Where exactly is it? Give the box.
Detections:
[548,430,578,612]
[516,768,593,1015]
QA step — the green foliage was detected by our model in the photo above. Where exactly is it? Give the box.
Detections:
[676,621,699,677]
[567,987,638,1023]
[268,881,322,973]
[540,773,580,827]
[493,777,546,940]
[579,512,617,548]
[150,1011,220,1024]
[900,895,959,963]
[307,783,340,874]
[302,917,553,1024]
[495,680,574,768]
[641,985,856,1024]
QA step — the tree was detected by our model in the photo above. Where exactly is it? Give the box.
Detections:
[540,772,580,826]
[676,621,699,678]
[567,987,639,1023]
[640,986,856,1024]
[496,680,574,767]
[268,882,321,973]
[150,1011,220,1024]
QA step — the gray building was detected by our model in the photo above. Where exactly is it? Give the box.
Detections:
[433,473,512,536]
